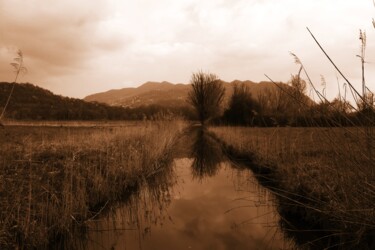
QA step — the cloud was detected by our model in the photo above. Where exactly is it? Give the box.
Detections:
[0,0,375,99]
[0,1,117,83]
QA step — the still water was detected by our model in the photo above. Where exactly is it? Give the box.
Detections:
[78,128,293,250]
[83,160,291,250]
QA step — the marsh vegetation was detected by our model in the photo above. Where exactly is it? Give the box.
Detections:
[0,121,184,249]
[211,126,375,249]
[1,119,374,249]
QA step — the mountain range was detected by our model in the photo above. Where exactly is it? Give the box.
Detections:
[0,80,287,121]
[84,80,277,107]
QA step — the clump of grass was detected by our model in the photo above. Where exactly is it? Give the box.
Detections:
[0,121,185,249]
[210,126,375,248]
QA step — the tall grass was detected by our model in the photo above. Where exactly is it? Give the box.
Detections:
[210,125,375,248]
[0,121,185,249]
[210,30,375,246]
[80,150,178,249]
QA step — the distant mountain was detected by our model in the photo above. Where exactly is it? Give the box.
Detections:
[85,81,190,107]
[84,80,278,107]
[0,82,191,120]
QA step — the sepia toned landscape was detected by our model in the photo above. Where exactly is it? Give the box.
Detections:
[1,1,375,249]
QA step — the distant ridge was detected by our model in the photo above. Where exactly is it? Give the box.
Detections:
[84,80,278,108]
[0,82,132,120]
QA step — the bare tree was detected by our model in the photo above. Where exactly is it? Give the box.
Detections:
[260,84,292,114]
[188,71,225,125]
[224,83,259,125]
[286,72,308,119]
[289,73,307,102]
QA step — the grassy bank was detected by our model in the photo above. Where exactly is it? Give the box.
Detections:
[0,121,185,249]
[211,126,375,248]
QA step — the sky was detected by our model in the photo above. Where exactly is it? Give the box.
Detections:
[1,0,375,100]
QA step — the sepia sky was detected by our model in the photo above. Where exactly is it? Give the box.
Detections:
[1,0,375,99]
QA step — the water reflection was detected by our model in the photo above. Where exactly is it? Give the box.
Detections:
[77,162,177,249]
[77,126,292,249]
[190,126,224,179]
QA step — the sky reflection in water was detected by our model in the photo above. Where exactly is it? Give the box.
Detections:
[84,157,291,250]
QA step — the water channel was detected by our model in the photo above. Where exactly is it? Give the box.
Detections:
[78,127,294,249]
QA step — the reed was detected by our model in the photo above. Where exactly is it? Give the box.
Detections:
[210,125,375,248]
[0,121,185,249]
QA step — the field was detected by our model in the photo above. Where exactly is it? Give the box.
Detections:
[2,121,374,249]
[210,126,375,248]
[0,121,185,249]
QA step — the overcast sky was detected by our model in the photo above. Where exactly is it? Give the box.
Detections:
[1,0,375,99]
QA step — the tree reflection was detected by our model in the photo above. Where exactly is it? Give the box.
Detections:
[190,126,224,179]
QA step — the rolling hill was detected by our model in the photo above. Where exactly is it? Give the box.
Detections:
[0,82,177,120]
[84,80,278,107]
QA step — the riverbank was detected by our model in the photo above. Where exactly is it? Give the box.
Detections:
[210,126,375,249]
[0,121,185,249]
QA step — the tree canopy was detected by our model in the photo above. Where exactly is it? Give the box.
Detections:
[188,71,225,125]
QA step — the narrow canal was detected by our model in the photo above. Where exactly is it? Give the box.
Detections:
[79,127,293,249]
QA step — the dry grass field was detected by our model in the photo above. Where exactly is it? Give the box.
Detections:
[210,126,375,248]
[0,121,185,249]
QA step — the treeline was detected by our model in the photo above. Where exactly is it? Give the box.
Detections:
[187,72,375,127]
[2,81,373,125]
[0,82,194,121]
[219,79,375,127]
